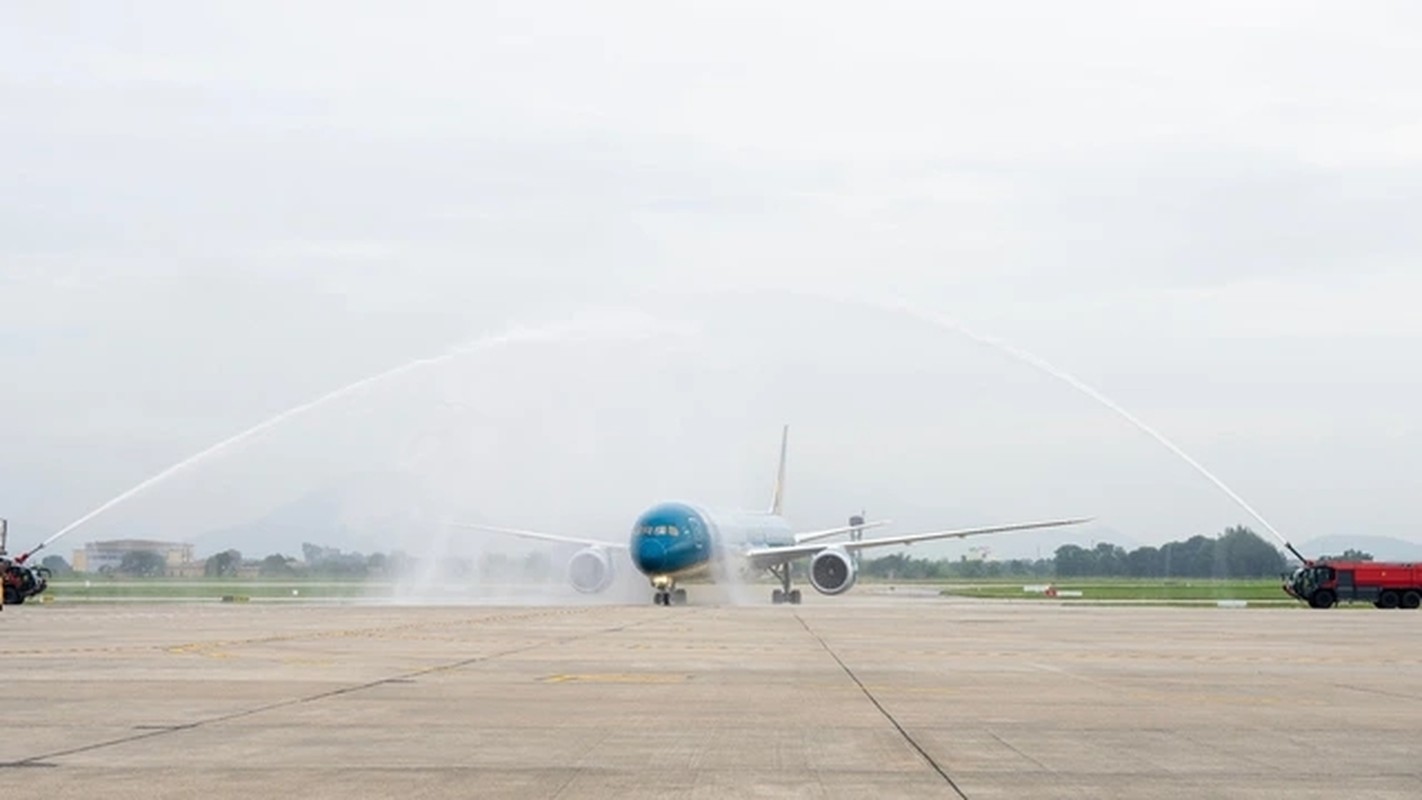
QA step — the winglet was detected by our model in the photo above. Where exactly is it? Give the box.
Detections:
[769,425,789,516]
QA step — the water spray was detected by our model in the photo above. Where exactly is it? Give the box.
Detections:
[894,299,1308,564]
[28,311,682,560]
[770,287,1308,564]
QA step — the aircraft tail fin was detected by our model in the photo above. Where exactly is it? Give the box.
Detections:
[769,425,789,516]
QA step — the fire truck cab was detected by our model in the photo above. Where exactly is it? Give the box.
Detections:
[1,518,50,609]
[1283,560,1422,609]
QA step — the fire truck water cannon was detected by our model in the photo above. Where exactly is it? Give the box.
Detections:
[1282,558,1422,610]
[1,518,51,609]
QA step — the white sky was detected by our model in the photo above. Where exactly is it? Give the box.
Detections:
[3,1,1420,559]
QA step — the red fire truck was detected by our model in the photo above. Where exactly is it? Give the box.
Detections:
[1,518,51,609]
[1283,560,1422,609]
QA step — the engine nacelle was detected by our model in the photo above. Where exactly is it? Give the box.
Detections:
[567,547,614,594]
[808,547,857,595]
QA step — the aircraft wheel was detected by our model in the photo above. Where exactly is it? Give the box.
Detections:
[789,589,802,605]
[1402,591,1421,610]
[771,589,784,605]
[1379,591,1400,609]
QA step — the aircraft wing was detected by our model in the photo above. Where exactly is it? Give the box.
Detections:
[450,522,629,550]
[792,519,892,544]
[745,517,1091,570]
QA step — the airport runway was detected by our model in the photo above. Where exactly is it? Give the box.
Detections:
[3,595,1421,799]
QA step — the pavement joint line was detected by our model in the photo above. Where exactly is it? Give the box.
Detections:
[0,606,683,770]
[794,613,969,800]
[983,729,1052,772]
[1328,683,1422,702]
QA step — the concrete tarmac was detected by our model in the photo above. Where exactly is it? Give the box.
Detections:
[3,594,1421,799]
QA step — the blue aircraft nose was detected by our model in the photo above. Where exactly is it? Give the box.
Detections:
[636,535,668,574]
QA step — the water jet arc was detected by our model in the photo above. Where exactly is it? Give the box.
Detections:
[26,315,671,561]
[782,288,1308,564]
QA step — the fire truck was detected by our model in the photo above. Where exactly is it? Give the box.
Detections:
[1282,560,1422,609]
[1,518,51,609]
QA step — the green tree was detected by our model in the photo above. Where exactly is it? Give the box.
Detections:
[41,554,74,576]
[1214,526,1285,578]
[205,549,242,578]
[301,543,368,576]
[1093,542,1128,576]
[958,558,986,579]
[259,554,297,577]
[120,550,167,577]
[1054,544,1092,577]
[862,553,909,579]
[1045,527,1287,578]
[1160,535,1217,578]
[1125,546,1161,578]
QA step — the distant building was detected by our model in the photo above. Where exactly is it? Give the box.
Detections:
[72,540,195,576]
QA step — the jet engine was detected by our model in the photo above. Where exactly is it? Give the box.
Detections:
[808,547,857,595]
[566,547,614,593]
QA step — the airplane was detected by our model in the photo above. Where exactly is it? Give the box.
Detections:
[455,427,1090,605]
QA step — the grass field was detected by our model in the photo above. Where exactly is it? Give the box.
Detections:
[31,577,1304,605]
[40,579,382,601]
[939,578,1297,604]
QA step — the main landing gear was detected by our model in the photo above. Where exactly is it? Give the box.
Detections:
[767,563,802,605]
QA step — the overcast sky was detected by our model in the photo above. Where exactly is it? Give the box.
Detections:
[3,2,1420,560]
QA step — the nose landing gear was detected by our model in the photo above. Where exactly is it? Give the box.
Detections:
[653,588,688,606]
[651,577,687,606]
